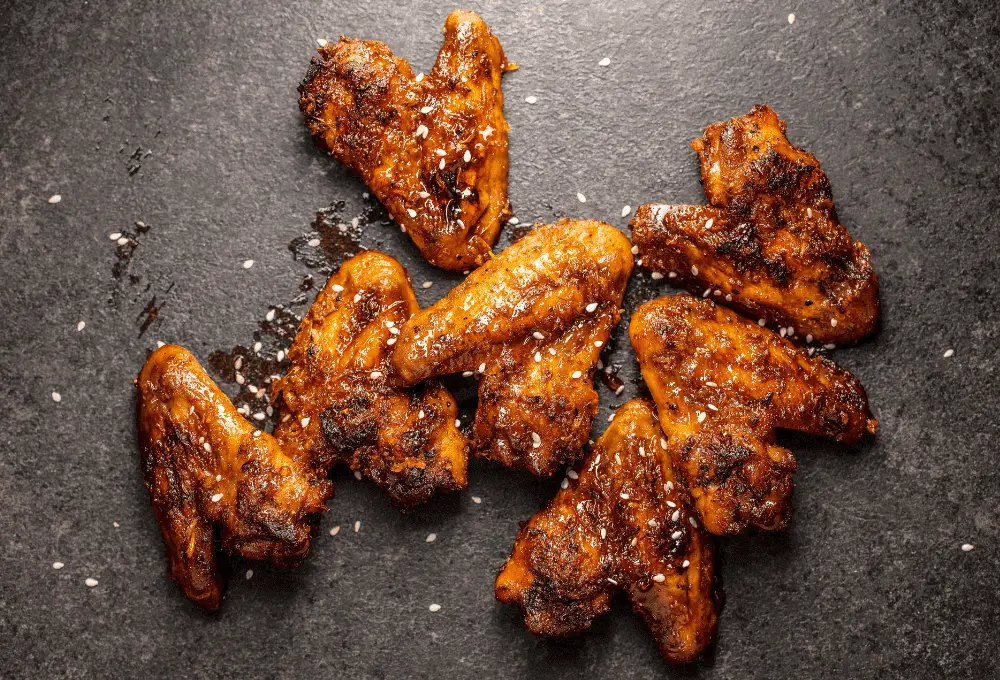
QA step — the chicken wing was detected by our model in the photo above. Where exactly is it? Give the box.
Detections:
[629,295,877,535]
[136,345,333,611]
[631,105,879,344]
[496,399,718,664]
[271,251,469,507]
[391,220,634,476]
[299,9,512,271]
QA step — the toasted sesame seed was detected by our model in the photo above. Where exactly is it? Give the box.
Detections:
[567,469,579,480]
[586,302,598,313]
[370,371,383,379]
[53,562,64,570]
[478,362,486,373]
[560,478,569,489]
[577,192,587,203]
[668,271,677,278]
[608,413,615,422]
[824,343,836,350]
[51,391,61,403]
[788,13,795,24]
[85,578,99,587]
[961,543,974,552]
[419,105,433,114]
[697,411,706,423]
[300,417,310,428]
[944,349,954,358]
[570,371,582,380]
[48,194,62,204]
[235,372,245,385]
[329,525,340,536]
[472,496,482,504]
[353,293,362,303]
[525,96,538,104]
[277,350,285,362]
[703,288,712,298]
[705,381,717,387]
[245,569,254,580]
[211,493,223,503]
[653,573,665,583]
[598,57,611,66]
[630,245,639,256]
[454,419,461,427]
[418,410,425,419]
[389,327,400,335]
[463,150,471,163]
[620,492,629,499]
[428,603,441,612]
[691,265,699,276]
[248,384,258,395]
[354,520,361,532]
[243,259,254,269]
[203,442,212,452]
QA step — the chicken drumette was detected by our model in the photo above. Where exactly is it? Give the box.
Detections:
[496,399,719,664]
[631,105,879,344]
[299,9,513,271]
[391,220,634,476]
[629,295,877,535]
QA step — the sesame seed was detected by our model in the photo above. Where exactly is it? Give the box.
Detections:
[682,559,690,568]
[598,57,611,67]
[235,373,245,385]
[666,500,676,508]
[758,318,767,326]
[248,384,258,395]
[630,246,639,256]
[705,381,717,387]
[462,371,474,377]
[425,533,437,543]
[277,350,285,362]
[422,281,433,289]
[419,106,433,114]
[463,150,471,163]
[671,510,680,522]
[525,96,538,104]
[48,194,62,204]
[265,309,276,322]
[300,417,310,428]
[254,342,262,353]
[252,412,265,421]
[243,259,255,269]
[567,469,578,480]
[608,413,615,422]
[560,478,569,489]
[668,271,677,278]
[806,334,814,343]
[661,438,668,449]
[478,362,486,373]
[653,573,665,583]
[622,205,632,217]
[370,371,382,379]
[615,385,625,395]
[407,208,417,218]
[586,302,598,313]
[108,232,122,240]
[429,603,441,612]
[697,411,706,423]
[354,521,361,532]
[824,343,836,350]
[548,348,556,355]
[415,124,429,138]
[620,492,629,499]
[707,404,718,411]
[594,340,603,347]
[830,318,838,327]
[788,13,795,24]
[418,410,425,419]
[944,349,954,358]
[330,526,340,536]
[703,288,712,298]
[577,192,587,203]
[691,265,699,276]
[689,517,698,527]
[53,562,64,570]
[454,419,461,427]
[671,531,682,540]
[116,236,129,246]
[317,38,327,47]
[617,452,623,464]
[416,72,425,82]
[572,370,582,379]
[246,569,254,580]
[215,474,222,481]
[85,578,99,587]
[509,216,520,225]
[600,527,607,539]
[203,442,212,452]
[439,159,445,170]
[418,191,429,198]
[705,218,714,229]
[472,496,482,504]
[76,320,86,332]
[51,391,61,403]
[961,543,974,552]
[665,481,674,492]
[532,331,545,340]
[211,493,223,502]
[650,271,664,280]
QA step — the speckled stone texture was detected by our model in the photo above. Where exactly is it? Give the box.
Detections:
[1,0,997,677]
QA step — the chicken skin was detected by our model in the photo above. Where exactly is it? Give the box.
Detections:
[272,251,469,507]
[391,220,634,476]
[629,295,877,535]
[496,399,718,664]
[136,345,333,612]
[299,10,512,271]
[631,105,879,344]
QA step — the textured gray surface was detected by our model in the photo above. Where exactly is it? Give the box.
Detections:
[1,0,998,677]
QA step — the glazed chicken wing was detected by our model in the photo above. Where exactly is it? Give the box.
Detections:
[299,9,512,271]
[136,345,333,611]
[629,295,877,535]
[391,220,634,476]
[631,105,879,344]
[496,399,718,664]
[272,251,469,507]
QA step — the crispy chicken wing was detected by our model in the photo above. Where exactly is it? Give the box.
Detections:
[299,10,512,271]
[272,251,469,507]
[136,345,333,611]
[629,295,877,535]
[496,399,718,664]
[391,220,634,476]
[631,105,879,344]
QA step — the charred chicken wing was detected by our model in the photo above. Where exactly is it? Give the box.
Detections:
[136,345,333,611]
[496,399,718,664]
[299,10,513,271]
[629,295,877,535]
[272,251,469,507]
[391,220,634,476]
[631,105,879,344]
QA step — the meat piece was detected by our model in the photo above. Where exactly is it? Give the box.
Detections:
[136,345,333,611]
[495,399,719,664]
[631,105,879,344]
[272,251,469,507]
[629,295,877,535]
[299,9,513,271]
[391,220,634,476]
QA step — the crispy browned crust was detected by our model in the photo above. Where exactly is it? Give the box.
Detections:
[495,399,718,664]
[629,295,877,535]
[391,220,634,476]
[298,10,511,271]
[272,251,469,507]
[630,105,880,344]
[136,345,333,612]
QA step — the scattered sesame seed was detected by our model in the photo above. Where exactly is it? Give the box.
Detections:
[246,569,254,580]
[598,57,611,67]
[577,192,587,203]
[265,309,276,322]
[252,412,266,421]
[235,373,245,385]
[203,442,212,452]
[671,531,683,540]
[116,236,129,246]
[548,348,556,355]
[415,124,429,138]
[830,318,838,327]
[407,208,417,218]
[620,492,629,499]
[682,559,690,568]
[758,318,767,327]
[567,470,579,480]
[572,371,582,379]
[418,410,425,419]
[671,510,680,522]
[426,533,437,543]
[594,340,603,348]
[300,417,311,428]
[108,232,122,240]
[415,72,425,82]
[53,562,64,570]
[419,105,433,114]
[665,481,674,492]
[76,320,86,331]
[661,438,668,449]
[353,293,362,303]
[525,96,537,104]
[462,371,474,377]
[254,342,262,353]
[707,404,718,412]
[472,496,482,504]
[788,13,796,24]
[422,281,433,289]
[215,474,222,481]
[697,411,706,423]
[961,543,974,552]
[429,603,442,612]
[944,349,954,358]
[439,159,445,170]
[650,271,664,280]
[653,573,665,583]
[691,265,699,276]
[308,238,321,247]
[243,259,254,269]
[666,500,677,508]
[418,191,430,199]
[615,385,625,395]
[211,493,223,502]
[277,350,286,362]
[532,432,541,448]
[370,371,383,379]
[586,302,598,313]
[824,343,836,350]
[330,526,340,536]
[534,352,542,363]
[608,413,615,422]
[317,38,327,47]
[48,194,62,204]
[85,578,99,587]
[354,520,361,532]
[508,216,520,226]
[630,245,639,256]
[248,385,259,395]
[668,271,677,279]
[463,150,472,163]
[560,478,569,489]
[703,288,712,298]
[532,331,545,340]
[689,516,698,527]
[234,357,243,371]
[705,218,714,229]
[51,391,61,403]
[622,205,632,217]
[600,527,607,539]
[478,362,486,373]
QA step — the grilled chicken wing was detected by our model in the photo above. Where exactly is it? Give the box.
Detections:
[299,10,512,271]
[629,295,877,535]
[496,399,718,664]
[391,220,634,476]
[631,105,879,344]
[272,251,469,507]
[136,345,333,611]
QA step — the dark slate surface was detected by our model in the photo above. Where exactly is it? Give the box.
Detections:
[1,0,998,677]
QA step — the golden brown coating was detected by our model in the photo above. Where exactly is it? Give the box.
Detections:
[391,220,634,476]
[272,251,469,507]
[299,10,512,271]
[495,399,718,664]
[136,345,333,612]
[629,295,877,535]
[631,105,879,344]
